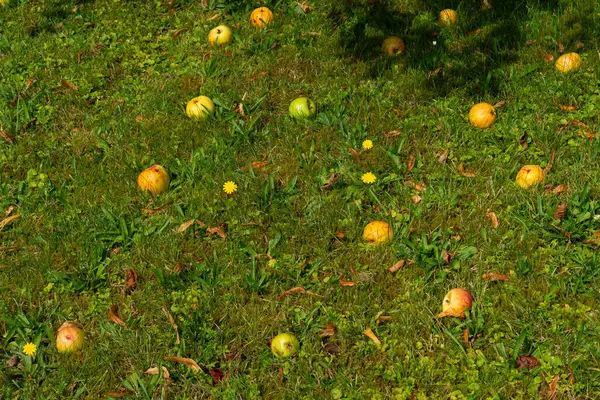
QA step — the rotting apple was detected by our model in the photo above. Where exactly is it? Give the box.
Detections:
[515,165,544,189]
[381,37,405,56]
[250,7,273,28]
[208,25,233,47]
[138,164,170,195]
[271,333,299,358]
[289,97,316,119]
[438,9,458,26]
[186,95,215,121]
[56,321,85,353]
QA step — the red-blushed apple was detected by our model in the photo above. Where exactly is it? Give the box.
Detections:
[56,321,85,353]
[208,25,233,47]
[515,165,544,189]
[381,37,404,56]
[437,288,473,319]
[186,95,215,121]
[137,164,170,195]
[271,333,299,358]
[289,97,316,119]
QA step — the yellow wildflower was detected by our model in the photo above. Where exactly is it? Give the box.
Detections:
[23,342,37,356]
[223,181,238,194]
[361,172,376,184]
[362,139,373,150]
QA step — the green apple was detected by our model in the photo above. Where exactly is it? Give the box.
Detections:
[208,25,233,47]
[289,97,316,119]
[271,333,299,358]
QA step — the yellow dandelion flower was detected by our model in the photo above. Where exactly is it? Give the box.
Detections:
[23,342,37,356]
[223,181,238,194]
[362,139,373,150]
[361,172,376,184]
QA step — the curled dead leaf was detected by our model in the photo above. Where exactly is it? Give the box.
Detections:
[145,366,171,383]
[375,313,392,325]
[210,368,225,385]
[557,40,564,53]
[486,209,499,229]
[141,202,172,215]
[296,2,313,12]
[406,180,426,192]
[543,151,555,175]
[410,195,423,204]
[162,306,181,345]
[108,305,126,326]
[559,105,578,112]
[0,130,14,144]
[553,202,567,220]
[340,279,355,287]
[319,323,336,337]
[207,226,227,239]
[175,219,196,233]
[363,328,381,346]
[61,79,79,91]
[458,163,477,177]
[576,41,584,49]
[277,286,322,300]
[578,131,598,141]
[388,260,405,273]
[349,148,360,162]
[519,131,529,149]
[385,130,401,137]
[124,269,137,292]
[241,161,268,171]
[438,149,449,164]
[4,205,15,216]
[547,374,560,399]
[107,388,132,398]
[406,155,415,173]
[164,356,201,372]
[206,14,220,22]
[482,273,510,281]
[516,355,539,370]
[322,173,340,190]
[441,249,452,265]
[493,100,506,108]
[0,214,20,230]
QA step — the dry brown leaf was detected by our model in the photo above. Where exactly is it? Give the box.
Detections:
[249,71,268,81]
[107,388,132,398]
[482,272,510,281]
[544,53,554,63]
[463,328,469,345]
[322,173,340,190]
[0,214,20,230]
[175,219,196,233]
[410,195,423,204]
[406,155,415,173]
[543,151,555,175]
[172,28,189,39]
[145,366,171,383]
[340,279,355,287]
[319,323,336,337]
[578,131,598,140]
[516,355,539,369]
[559,105,578,112]
[551,223,571,242]
[493,100,506,108]
[4,205,15,216]
[458,163,477,177]
[385,130,401,137]
[162,306,181,345]
[441,249,452,265]
[547,374,560,399]
[108,305,126,326]
[324,342,340,354]
[363,328,381,346]
[519,131,529,149]
[277,286,322,300]
[553,202,567,220]
[486,209,499,229]
[61,79,79,91]
[164,356,201,372]
[557,40,564,53]
[141,202,172,215]
[349,148,360,162]
[5,354,18,368]
[388,260,405,273]
[552,184,567,195]
[296,2,313,12]
[375,314,393,325]
[576,41,584,49]
[438,149,449,164]
[583,238,599,245]
[124,269,137,292]
[0,130,14,144]
[406,180,426,192]
[206,14,220,22]
[241,161,268,171]
[207,226,227,239]
[335,229,345,239]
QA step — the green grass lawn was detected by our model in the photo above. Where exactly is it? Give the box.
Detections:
[1,0,600,398]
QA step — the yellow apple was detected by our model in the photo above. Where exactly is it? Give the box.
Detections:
[186,95,215,121]
[56,322,85,353]
[515,165,544,189]
[250,7,273,28]
[137,164,170,195]
[208,25,233,47]
[555,52,582,73]
[382,37,405,56]
[362,221,393,245]
[469,102,496,128]
[438,9,458,26]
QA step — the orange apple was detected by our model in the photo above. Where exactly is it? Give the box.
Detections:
[515,165,544,189]
[469,102,496,128]
[56,322,85,353]
[186,95,215,121]
[362,221,393,245]
[382,37,405,56]
[208,25,233,47]
[438,288,473,319]
[250,7,273,28]
[137,164,170,195]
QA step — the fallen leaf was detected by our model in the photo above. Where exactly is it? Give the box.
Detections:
[363,328,381,346]
[544,53,554,63]
[557,40,564,53]
[107,388,132,398]
[578,131,598,140]
[552,184,567,195]
[322,173,340,190]
[335,229,345,239]
[553,202,567,220]
[249,71,268,81]
[340,279,355,287]
[206,13,221,22]
[141,202,173,215]
[207,226,227,239]
[319,323,336,337]
[441,248,452,265]
[145,366,171,383]
[543,151,555,175]
[559,105,578,112]
[576,41,584,49]
[438,149,449,164]
[516,355,539,369]
[0,214,20,230]
[349,148,360,162]
[241,161,268,171]
[5,354,18,368]
[277,286,322,300]
[61,79,79,91]
[108,305,126,326]
[406,180,426,192]
[124,269,137,292]
[233,102,245,116]
[388,260,405,273]
[4,206,15,216]
[463,329,469,345]
[547,374,560,399]
[482,272,510,281]
[551,223,571,242]
[172,28,189,39]
[164,356,201,372]
[162,306,181,344]
[410,195,422,204]
[519,131,529,149]
[375,314,393,325]
[406,155,415,173]
[486,209,499,229]
[458,163,477,177]
[324,342,341,354]
[175,219,196,233]
[493,100,506,108]
[0,130,14,144]
[385,130,401,137]
[296,2,313,13]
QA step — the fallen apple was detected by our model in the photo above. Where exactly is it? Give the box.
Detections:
[208,25,233,47]
[250,7,273,28]
[289,97,316,119]
[382,37,405,56]
[362,221,393,245]
[469,102,496,129]
[555,52,582,73]
[137,164,170,195]
[56,321,85,353]
[186,95,215,121]
[515,165,544,189]
[439,288,472,319]
[438,9,458,26]
[271,333,299,358]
